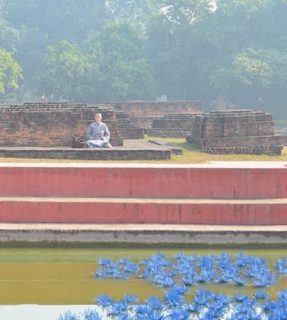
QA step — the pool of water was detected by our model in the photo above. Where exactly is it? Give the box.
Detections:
[0,247,287,305]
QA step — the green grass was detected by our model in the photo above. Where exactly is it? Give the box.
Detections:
[0,138,286,164]
[158,138,287,163]
[0,247,287,263]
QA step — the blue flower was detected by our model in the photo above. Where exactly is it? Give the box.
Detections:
[96,295,114,307]
[123,294,138,304]
[57,311,78,320]
[146,296,162,310]
[254,290,268,300]
[84,309,102,320]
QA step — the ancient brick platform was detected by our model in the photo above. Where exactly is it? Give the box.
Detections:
[147,113,197,137]
[189,109,283,155]
[0,102,123,147]
[0,140,171,160]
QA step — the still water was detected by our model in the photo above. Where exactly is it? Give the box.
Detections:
[0,247,287,305]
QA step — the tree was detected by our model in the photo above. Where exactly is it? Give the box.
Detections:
[0,48,22,94]
[42,40,92,100]
[0,0,20,52]
[230,48,287,113]
[201,0,287,111]
[146,0,214,100]
[85,21,156,102]
[106,0,156,24]
[4,0,107,43]
[4,0,108,97]
[1,0,286,118]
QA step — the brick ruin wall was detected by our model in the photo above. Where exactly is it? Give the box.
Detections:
[114,110,144,139]
[188,110,284,155]
[0,103,124,147]
[0,101,204,146]
[114,101,203,129]
[147,113,199,137]
[275,126,287,146]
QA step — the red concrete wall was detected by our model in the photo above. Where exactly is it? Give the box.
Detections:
[0,166,286,199]
[0,165,287,225]
[0,200,286,225]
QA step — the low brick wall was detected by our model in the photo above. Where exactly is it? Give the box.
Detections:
[0,102,204,145]
[147,113,197,137]
[147,129,192,137]
[115,101,203,129]
[0,102,124,147]
[115,110,144,139]
[191,109,283,155]
[276,127,287,146]
[0,147,171,160]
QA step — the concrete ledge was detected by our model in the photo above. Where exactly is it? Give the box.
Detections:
[0,197,287,225]
[0,163,286,198]
[1,224,287,245]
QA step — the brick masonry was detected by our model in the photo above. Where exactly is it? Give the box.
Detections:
[0,102,124,147]
[189,109,284,155]
[114,101,203,129]
[276,126,287,146]
[0,101,203,147]
[147,113,198,137]
[114,110,144,139]
[0,147,171,160]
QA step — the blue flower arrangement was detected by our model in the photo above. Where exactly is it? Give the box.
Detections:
[94,253,278,288]
[59,252,287,320]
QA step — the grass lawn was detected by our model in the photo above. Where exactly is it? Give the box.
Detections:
[0,137,286,164]
[156,138,287,163]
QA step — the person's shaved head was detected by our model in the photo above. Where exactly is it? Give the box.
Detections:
[95,113,102,123]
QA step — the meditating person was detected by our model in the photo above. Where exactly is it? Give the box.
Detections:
[86,113,112,148]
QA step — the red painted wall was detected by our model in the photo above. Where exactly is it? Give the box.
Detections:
[0,167,286,199]
[0,165,287,225]
[0,200,286,225]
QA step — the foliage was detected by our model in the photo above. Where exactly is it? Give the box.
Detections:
[42,40,92,100]
[85,21,156,102]
[0,0,286,117]
[0,47,22,94]
[0,0,20,52]
[42,22,156,102]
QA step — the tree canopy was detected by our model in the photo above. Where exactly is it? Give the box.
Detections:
[0,0,286,117]
[0,48,22,95]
